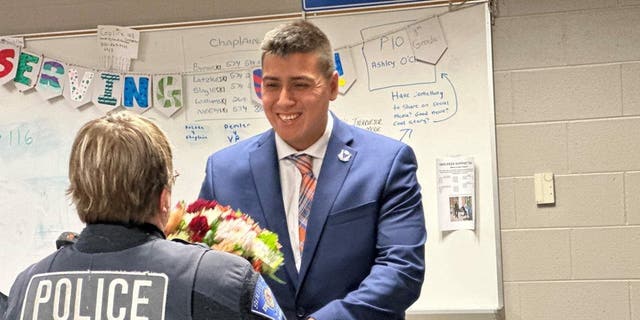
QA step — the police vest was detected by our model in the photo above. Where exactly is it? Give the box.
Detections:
[14,239,204,320]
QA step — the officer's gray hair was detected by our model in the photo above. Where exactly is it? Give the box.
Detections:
[260,19,335,79]
[67,111,173,225]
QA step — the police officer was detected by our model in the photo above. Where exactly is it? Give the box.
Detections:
[4,111,284,320]
[0,291,7,319]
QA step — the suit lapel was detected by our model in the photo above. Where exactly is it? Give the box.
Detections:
[249,131,299,285]
[297,116,355,291]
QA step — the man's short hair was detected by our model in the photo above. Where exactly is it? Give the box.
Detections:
[261,19,335,79]
[67,111,173,224]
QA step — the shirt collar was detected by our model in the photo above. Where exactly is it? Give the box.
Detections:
[75,222,165,253]
[275,112,334,160]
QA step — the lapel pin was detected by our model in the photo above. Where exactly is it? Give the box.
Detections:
[338,149,352,162]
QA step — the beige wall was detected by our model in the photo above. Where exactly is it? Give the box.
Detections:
[3,0,640,319]
[494,0,640,319]
[0,0,299,36]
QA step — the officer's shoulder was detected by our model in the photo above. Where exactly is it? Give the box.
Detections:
[167,240,251,269]
[200,249,254,272]
[168,238,209,249]
[194,250,257,304]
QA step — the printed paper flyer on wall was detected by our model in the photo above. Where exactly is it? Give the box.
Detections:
[437,156,475,231]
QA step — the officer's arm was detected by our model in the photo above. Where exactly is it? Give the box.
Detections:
[243,273,286,320]
[192,250,284,320]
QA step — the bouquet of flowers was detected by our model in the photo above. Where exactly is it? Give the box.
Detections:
[164,199,284,281]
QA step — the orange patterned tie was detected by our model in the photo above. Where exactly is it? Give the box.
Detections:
[288,154,316,255]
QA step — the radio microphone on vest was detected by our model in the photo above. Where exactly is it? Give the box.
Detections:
[56,231,80,249]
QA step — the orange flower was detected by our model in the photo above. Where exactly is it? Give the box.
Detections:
[164,201,185,235]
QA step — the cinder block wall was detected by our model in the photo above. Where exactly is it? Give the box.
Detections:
[493,1,640,319]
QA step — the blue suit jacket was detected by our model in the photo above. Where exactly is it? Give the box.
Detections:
[199,115,426,320]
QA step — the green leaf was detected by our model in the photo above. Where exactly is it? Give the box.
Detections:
[256,231,279,251]
[202,230,215,247]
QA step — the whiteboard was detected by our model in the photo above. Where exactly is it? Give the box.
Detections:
[0,3,502,313]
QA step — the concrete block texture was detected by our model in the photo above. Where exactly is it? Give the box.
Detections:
[513,174,624,228]
[502,283,521,320]
[627,172,640,225]
[622,63,640,116]
[511,65,622,122]
[497,0,616,16]
[572,226,640,279]
[568,118,640,173]
[492,14,565,71]
[501,229,571,281]
[493,2,640,319]
[493,6,640,70]
[493,72,513,124]
[499,178,517,229]
[497,123,568,177]
[564,7,640,65]
[505,281,630,320]
[632,281,640,320]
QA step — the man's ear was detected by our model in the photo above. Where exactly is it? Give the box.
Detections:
[329,71,339,101]
[160,188,171,216]
[153,188,173,232]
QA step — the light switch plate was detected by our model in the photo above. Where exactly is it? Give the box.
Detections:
[534,172,555,205]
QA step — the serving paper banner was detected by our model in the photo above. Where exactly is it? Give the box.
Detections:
[36,58,66,100]
[122,74,152,113]
[64,66,96,108]
[0,42,20,85]
[437,156,475,231]
[333,48,357,94]
[153,74,183,117]
[250,68,262,106]
[92,71,123,111]
[0,9,451,118]
[14,51,42,92]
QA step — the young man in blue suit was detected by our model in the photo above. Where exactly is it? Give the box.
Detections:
[199,20,426,320]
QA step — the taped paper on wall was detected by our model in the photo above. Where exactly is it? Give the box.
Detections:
[437,156,475,231]
[97,25,140,72]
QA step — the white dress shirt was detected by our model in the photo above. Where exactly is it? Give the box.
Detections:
[275,114,333,271]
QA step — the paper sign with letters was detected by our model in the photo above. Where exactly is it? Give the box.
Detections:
[153,74,183,118]
[63,66,96,108]
[97,25,140,72]
[92,71,123,111]
[407,16,448,65]
[36,58,66,100]
[14,51,43,92]
[0,42,20,85]
[122,74,152,113]
[437,156,475,231]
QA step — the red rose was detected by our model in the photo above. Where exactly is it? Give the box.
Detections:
[188,215,210,242]
[186,199,218,213]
